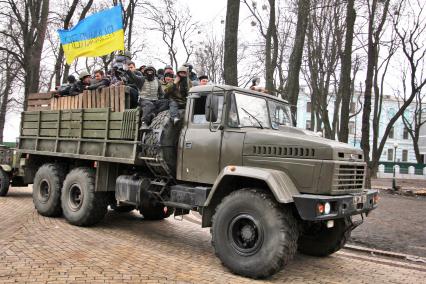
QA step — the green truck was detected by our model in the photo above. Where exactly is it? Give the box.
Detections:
[4,85,378,278]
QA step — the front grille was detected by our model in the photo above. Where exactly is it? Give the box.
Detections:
[333,164,365,191]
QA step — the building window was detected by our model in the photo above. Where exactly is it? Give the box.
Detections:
[402,150,408,162]
[350,102,356,114]
[387,148,394,161]
[403,127,409,139]
[389,127,394,139]
[306,102,311,113]
[306,120,311,130]
[349,121,355,135]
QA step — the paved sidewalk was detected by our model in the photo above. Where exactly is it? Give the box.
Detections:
[0,187,425,283]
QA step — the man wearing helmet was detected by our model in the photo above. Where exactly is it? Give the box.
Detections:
[139,65,168,130]
[69,71,91,96]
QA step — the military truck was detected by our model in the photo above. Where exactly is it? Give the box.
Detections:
[9,85,377,278]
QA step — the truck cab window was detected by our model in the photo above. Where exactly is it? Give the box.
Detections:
[191,93,224,124]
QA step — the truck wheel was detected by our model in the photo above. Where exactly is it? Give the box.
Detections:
[211,189,298,279]
[139,203,174,220]
[0,169,10,197]
[298,217,351,257]
[32,164,65,216]
[61,167,107,226]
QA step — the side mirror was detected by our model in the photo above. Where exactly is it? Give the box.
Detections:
[205,94,219,122]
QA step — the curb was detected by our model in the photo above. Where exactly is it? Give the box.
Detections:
[345,244,426,263]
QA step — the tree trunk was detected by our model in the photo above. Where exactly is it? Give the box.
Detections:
[224,0,240,86]
[265,0,277,93]
[338,0,355,143]
[284,0,310,125]
[0,61,14,143]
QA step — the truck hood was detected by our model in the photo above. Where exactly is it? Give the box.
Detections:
[242,126,363,161]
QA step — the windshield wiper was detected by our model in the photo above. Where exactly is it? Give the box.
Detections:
[241,107,264,129]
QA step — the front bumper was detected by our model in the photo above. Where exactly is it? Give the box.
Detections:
[293,189,378,221]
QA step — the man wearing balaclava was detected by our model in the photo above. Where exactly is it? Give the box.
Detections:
[139,66,168,130]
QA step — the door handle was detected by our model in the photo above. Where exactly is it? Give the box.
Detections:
[185,141,192,149]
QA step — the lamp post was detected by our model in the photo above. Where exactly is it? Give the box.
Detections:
[392,142,399,190]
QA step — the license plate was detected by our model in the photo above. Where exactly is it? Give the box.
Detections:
[353,194,367,205]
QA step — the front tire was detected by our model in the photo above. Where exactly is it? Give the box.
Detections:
[32,164,64,216]
[211,189,299,279]
[61,167,107,226]
[0,169,10,197]
[298,217,351,257]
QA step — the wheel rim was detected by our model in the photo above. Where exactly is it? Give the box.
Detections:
[228,214,264,256]
[68,184,84,211]
[38,179,51,203]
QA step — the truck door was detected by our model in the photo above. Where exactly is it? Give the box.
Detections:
[180,93,224,184]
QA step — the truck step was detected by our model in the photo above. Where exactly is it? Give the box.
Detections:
[163,201,194,210]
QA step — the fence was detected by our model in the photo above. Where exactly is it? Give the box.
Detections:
[26,86,130,112]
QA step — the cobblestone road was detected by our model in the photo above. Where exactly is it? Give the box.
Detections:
[1,187,425,283]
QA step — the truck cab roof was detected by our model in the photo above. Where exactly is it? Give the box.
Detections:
[189,84,290,105]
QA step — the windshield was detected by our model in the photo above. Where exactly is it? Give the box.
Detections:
[228,92,291,129]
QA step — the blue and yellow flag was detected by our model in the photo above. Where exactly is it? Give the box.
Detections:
[58,5,125,64]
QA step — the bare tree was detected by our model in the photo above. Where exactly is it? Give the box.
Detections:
[338,0,356,142]
[360,0,390,186]
[284,0,310,124]
[0,0,50,109]
[144,0,199,70]
[398,69,426,163]
[304,0,345,138]
[244,0,279,93]
[194,35,225,84]
[224,0,240,86]
[0,52,19,142]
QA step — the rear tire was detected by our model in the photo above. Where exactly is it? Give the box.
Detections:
[32,164,64,216]
[61,167,107,226]
[0,169,10,197]
[211,189,299,279]
[298,217,351,257]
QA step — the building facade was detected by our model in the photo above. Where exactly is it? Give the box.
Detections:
[295,88,423,164]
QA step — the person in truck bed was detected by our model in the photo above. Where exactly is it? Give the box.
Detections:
[87,70,110,90]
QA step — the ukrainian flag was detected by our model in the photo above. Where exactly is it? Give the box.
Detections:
[58,5,125,64]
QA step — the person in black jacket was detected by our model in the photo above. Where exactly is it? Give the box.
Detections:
[87,70,110,90]
[69,71,91,96]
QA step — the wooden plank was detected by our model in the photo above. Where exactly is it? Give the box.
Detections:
[28,93,52,100]
[110,87,115,111]
[74,95,78,109]
[100,89,106,107]
[27,106,50,111]
[119,87,125,112]
[96,90,101,108]
[78,94,82,109]
[82,92,88,108]
[114,86,120,112]
[27,99,51,106]
[92,90,97,108]
[87,92,92,108]
[105,87,110,108]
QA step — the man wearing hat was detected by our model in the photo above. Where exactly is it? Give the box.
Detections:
[139,65,168,130]
[198,75,209,86]
[69,71,91,96]
[164,65,192,124]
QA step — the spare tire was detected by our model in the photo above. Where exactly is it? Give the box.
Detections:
[143,110,182,178]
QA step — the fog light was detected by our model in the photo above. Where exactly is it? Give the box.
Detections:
[317,203,325,214]
[324,202,331,214]
[326,220,334,228]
